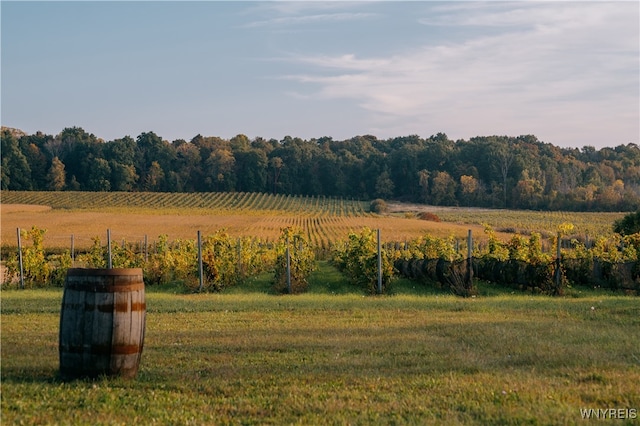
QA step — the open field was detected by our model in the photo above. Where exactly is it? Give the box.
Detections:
[387,202,625,238]
[1,203,483,250]
[2,191,637,424]
[2,265,639,425]
[0,191,626,250]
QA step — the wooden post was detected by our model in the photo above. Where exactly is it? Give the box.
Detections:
[17,228,24,289]
[466,230,474,289]
[237,237,242,276]
[555,231,562,291]
[377,229,382,294]
[107,229,112,269]
[286,236,292,294]
[71,234,75,262]
[197,231,204,292]
[144,235,148,262]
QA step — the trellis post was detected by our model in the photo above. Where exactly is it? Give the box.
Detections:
[17,228,24,289]
[237,237,242,276]
[197,231,204,292]
[107,229,112,268]
[377,229,382,294]
[466,230,473,287]
[286,235,292,294]
[555,231,562,290]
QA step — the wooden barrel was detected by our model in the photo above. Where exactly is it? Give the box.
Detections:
[59,268,146,380]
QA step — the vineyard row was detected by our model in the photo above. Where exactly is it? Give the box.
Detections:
[4,226,639,296]
[1,191,371,216]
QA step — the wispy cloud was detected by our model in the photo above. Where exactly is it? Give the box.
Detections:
[282,2,639,144]
[420,2,611,29]
[242,1,377,28]
[243,12,377,28]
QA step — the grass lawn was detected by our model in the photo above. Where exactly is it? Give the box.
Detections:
[2,263,639,425]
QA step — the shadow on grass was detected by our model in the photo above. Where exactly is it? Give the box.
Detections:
[224,261,365,296]
[1,366,148,385]
[307,261,363,295]
[144,260,634,298]
[1,367,62,384]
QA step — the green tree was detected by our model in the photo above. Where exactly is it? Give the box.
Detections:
[205,147,236,191]
[145,161,165,191]
[375,170,395,199]
[316,148,345,196]
[417,169,430,203]
[388,143,421,199]
[512,170,544,209]
[23,142,49,189]
[431,171,457,205]
[46,156,66,190]
[55,127,102,190]
[459,175,478,206]
[234,149,267,192]
[496,145,514,208]
[269,157,284,194]
[110,162,138,191]
[1,129,32,190]
[100,136,138,191]
[230,134,250,151]
[86,157,112,191]
[271,136,321,195]
[105,136,137,165]
[135,132,175,191]
[174,142,202,192]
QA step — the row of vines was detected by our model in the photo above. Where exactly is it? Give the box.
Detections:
[1,191,370,216]
[391,225,640,296]
[4,225,640,296]
[4,226,317,294]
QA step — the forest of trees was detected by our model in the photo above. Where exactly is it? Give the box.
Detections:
[2,126,640,212]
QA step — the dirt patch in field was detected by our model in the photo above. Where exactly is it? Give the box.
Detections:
[386,202,495,215]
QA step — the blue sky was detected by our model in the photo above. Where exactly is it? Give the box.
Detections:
[2,1,638,149]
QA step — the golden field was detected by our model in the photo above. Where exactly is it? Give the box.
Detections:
[0,191,625,249]
[1,203,483,249]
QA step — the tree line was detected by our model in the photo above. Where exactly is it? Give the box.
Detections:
[2,126,639,211]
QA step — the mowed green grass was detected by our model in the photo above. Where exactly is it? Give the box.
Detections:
[2,264,639,425]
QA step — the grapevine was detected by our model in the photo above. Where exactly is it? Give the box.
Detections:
[272,227,316,294]
[332,227,395,294]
